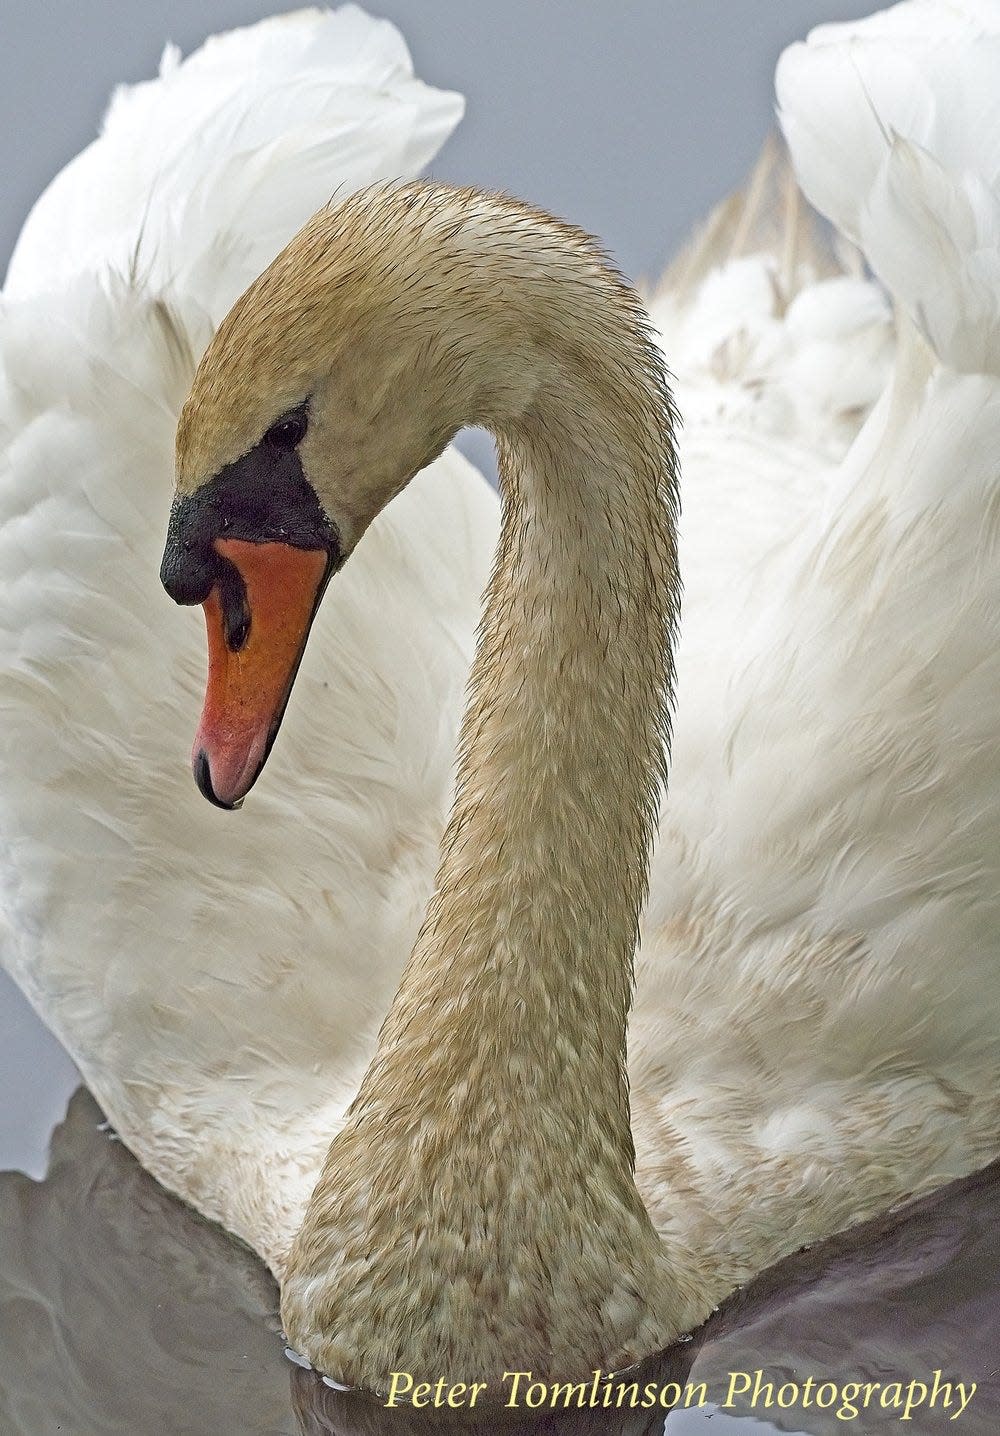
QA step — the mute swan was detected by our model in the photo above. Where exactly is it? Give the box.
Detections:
[2,0,997,1397]
[0,5,886,1263]
[157,0,1000,1389]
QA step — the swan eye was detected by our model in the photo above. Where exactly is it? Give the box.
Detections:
[263,410,308,451]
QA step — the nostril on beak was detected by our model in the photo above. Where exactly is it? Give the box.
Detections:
[193,750,244,811]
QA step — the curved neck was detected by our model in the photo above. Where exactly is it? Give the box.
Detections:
[353,304,679,1165]
[282,205,685,1382]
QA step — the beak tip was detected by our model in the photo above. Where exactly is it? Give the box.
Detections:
[193,748,244,812]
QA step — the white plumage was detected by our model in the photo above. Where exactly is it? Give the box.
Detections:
[0,6,496,1268]
[1,0,999,1331]
[5,5,463,325]
[777,0,1000,375]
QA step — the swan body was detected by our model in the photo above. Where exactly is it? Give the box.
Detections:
[2,0,999,1391]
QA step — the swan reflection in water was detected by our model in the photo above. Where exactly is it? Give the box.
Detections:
[1,1088,997,1436]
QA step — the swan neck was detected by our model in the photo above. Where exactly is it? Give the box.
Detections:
[368,317,679,1150]
[281,214,685,1379]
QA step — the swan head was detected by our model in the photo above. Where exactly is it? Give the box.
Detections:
[161,180,647,810]
[161,182,551,809]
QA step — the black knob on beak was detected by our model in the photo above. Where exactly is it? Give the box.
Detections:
[160,498,251,652]
[160,498,218,606]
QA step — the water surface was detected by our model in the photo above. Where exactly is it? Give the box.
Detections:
[1,1089,996,1434]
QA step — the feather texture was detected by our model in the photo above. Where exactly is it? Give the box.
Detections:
[633,0,1000,1314]
[777,0,1000,372]
[5,5,463,324]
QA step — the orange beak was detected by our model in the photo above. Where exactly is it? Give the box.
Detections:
[192,538,329,808]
